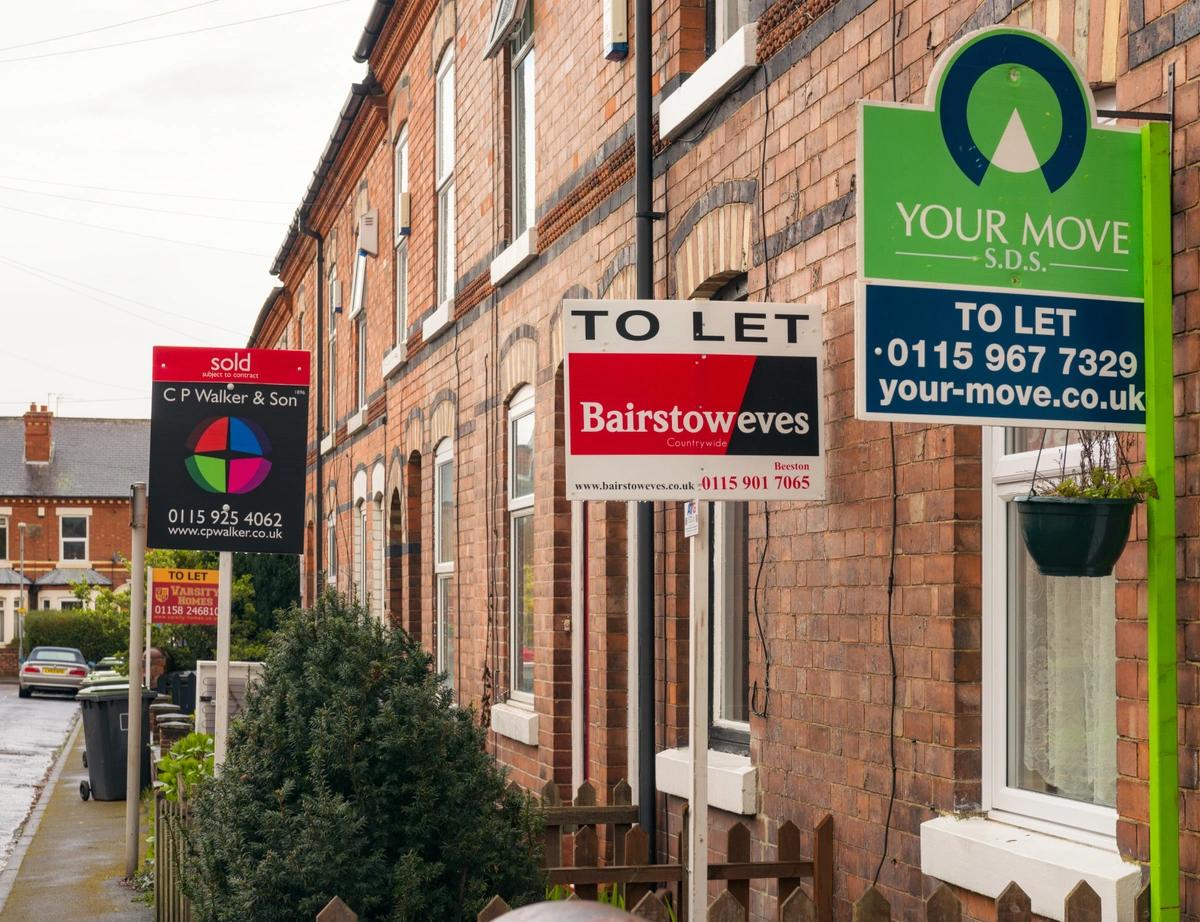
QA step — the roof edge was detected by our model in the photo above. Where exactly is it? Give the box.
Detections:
[354,0,396,63]
[270,76,382,278]
[248,286,286,347]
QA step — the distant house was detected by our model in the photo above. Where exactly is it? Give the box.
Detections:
[0,404,149,643]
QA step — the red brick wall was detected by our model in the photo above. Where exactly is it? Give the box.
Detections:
[0,646,16,677]
[251,0,1198,918]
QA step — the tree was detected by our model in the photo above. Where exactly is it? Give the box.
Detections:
[184,595,544,922]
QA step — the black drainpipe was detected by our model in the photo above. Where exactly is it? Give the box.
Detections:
[634,0,658,859]
[301,217,326,585]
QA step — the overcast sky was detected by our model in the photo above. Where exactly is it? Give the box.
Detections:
[0,0,370,419]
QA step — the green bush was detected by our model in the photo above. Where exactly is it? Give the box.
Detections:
[183,595,544,922]
[23,609,128,662]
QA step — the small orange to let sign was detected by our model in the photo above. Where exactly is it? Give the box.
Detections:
[150,567,219,625]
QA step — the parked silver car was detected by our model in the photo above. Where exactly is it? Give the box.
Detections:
[18,646,90,698]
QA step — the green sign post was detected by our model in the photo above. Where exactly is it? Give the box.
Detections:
[858,28,1179,920]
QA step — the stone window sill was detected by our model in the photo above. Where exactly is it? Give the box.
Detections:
[655,747,756,815]
[422,301,453,342]
[659,23,758,141]
[319,432,335,455]
[381,344,406,379]
[491,700,539,746]
[920,815,1141,922]
[490,228,539,285]
[345,408,367,436]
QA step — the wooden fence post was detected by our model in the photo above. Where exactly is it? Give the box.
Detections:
[477,895,511,922]
[625,824,652,910]
[1135,884,1151,922]
[632,891,674,921]
[1063,881,1101,922]
[777,820,802,919]
[315,896,358,922]
[541,779,563,868]
[851,886,889,922]
[780,888,816,922]
[574,824,600,902]
[924,883,961,922]
[727,822,752,912]
[709,890,748,922]
[996,882,1031,922]
[613,779,633,865]
[813,814,834,922]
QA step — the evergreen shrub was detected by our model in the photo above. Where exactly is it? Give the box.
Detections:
[184,595,544,921]
[24,609,127,662]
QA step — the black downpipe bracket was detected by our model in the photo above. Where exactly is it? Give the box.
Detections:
[301,220,326,584]
[634,0,657,858]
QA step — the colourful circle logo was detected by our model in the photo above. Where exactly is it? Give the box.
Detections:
[184,416,273,494]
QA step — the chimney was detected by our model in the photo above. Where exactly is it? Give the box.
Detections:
[23,403,52,464]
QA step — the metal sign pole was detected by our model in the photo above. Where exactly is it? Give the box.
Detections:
[686,501,710,918]
[214,551,233,770]
[124,483,148,879]
[144,566,152,689]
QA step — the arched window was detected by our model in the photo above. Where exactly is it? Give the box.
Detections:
[507,386,535,702]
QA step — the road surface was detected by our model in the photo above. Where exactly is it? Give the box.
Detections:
[0,684,77,875]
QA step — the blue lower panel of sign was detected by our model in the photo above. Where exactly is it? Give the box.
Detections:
[862,283,1145,428]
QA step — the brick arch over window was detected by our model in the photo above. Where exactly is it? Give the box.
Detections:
[500,325,538,401]
[430,0,455,72]
[598,246,636,299]
[404,407,423,461]
[670,179,758,299]
[549,285,591,369]
[429,390,457,448]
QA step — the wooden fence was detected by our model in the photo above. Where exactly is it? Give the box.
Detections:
[848,879,1151,922]
[154,787,192,922]
[482,779,834,922]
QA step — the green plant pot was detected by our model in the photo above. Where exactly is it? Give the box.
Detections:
[1015,495,1137,578]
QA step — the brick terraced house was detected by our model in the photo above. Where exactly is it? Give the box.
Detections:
[0,405,149,647]
[247,1,1200,919]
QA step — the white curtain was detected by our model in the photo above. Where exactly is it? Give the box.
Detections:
[1016,566,1117,807]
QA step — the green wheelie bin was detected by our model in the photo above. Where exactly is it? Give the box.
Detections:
[77,684,156,801]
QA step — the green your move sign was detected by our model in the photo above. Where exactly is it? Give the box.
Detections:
[857,27,1146,430]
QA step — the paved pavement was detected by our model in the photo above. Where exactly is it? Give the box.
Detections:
[0,683,77,875]
[0,719,152,920]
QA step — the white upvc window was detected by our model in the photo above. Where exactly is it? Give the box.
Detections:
[435,50,456,310]
[327,266,338,427]
[326,513,337,586]
[434,438,456,693]
[709,0,750,51]
[354,500,369,611]
[348,247,368,319]
[355,311,368,409]
[508,387,535,703]
[510,4,535,238]
[59,514,88,562]
[394,126,410,346]
[983,427,1117,841]
[712,501,750,742]
[0,516,7,561]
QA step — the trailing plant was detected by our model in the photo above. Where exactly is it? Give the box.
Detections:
[183,594,544,922]
[1032,430,1156,502]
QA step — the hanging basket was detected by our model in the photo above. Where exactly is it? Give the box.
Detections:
[1014,495,1137,578]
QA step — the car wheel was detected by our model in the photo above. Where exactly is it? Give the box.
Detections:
[79,780,91,801]
[18,686,31,699]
